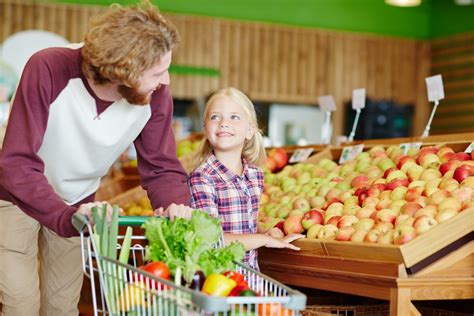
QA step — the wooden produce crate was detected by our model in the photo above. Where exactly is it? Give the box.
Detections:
[259,133,474,316]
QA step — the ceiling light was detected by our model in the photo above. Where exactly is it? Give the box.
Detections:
[454,0,474,5]
[385,0,421,7]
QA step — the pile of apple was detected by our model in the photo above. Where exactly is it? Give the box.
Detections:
[259,145,474,245]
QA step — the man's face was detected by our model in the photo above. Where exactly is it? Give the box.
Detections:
[119,51,172,105]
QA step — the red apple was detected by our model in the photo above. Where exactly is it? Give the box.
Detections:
[396,155,416,170]
[393,226,417,245]
[301,209,324,230]
[439,160,461,175]
[326,215,342,226]
[420,153,440,169]
[453,165,474,183]
[413,216,438,234]
[385,178,409,191]
[364,229,383,243]
[416,147,439,165]
[454,152,470,161]
[351,175,370,189]
[335,226,355,241]
[337,215,359,228]
[374,209,397,224]
[405,187,424,202]
[283,214,304,235]
[401,202,423,217]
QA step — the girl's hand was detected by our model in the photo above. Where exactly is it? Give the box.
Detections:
[264,233,304,251]
[266,227,284,238]
[154,203,194,221]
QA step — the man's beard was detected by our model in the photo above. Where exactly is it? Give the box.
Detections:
[118,85,156,105]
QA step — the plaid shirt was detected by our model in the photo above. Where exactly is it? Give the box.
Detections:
[188,153,264,270]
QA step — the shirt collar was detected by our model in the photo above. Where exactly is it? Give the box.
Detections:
[207,152,250,182]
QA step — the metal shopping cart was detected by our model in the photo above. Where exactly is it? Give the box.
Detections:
[72,214,306,316]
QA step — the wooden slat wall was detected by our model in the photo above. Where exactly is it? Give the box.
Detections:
[431,33,474,134]
[0,0,432,137]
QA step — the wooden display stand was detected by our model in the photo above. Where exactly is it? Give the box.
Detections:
[260,134,474,316]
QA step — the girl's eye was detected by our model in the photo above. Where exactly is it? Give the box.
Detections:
[231,115,240,120]
[209,114,219,120]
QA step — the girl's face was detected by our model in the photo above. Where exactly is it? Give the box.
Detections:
[204,95,254,155]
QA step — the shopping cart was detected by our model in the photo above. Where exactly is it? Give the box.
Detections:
[72,213,306,316]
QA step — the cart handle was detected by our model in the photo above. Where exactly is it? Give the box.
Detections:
[72,213,150,233]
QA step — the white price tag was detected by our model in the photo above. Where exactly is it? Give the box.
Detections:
[399,142,422,155]
[289,148,314,164]
[317,95,337,112]
[352,88,366,110]
[425,75,445,102]
[339,144,364,164]
[464,142,474,153]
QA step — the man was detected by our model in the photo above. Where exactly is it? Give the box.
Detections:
[0,1,191,315]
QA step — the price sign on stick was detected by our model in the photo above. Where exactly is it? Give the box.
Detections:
[339,144,364,164]
[318,95,336,112]
[422,74,444,138]
[465,142,474,154]
[352,88,366,110]
[289,148,314,164]
[425,75,445,102]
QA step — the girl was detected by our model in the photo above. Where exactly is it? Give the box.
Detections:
[188,87,303,270]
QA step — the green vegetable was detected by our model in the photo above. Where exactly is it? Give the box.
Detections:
[118,226,133,264]
[108,206,119,259]
[143,211,245,284]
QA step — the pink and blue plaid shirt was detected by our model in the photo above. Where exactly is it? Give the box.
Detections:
[188,153,264,270]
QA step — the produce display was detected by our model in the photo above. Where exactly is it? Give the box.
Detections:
[265,147,289,173]
[259,145,474,245]
[122,196,154,216]
[176,138,202,157]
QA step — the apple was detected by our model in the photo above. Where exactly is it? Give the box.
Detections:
[350,229,368,242]
[386,170,408,182]
[309,196,326,209]
[454,165,474,183]
[292,198,310,212]
[325,202,344,217]
[364,229,383,243]
[405,187,424,202]
[437,197,462,212]
[355,206,376,219]
[439,160,461,175]
[393,226,417,245]
[317,225,339,240]
[416,147,439,165]
[373,221,394,233]
[306,224,324,239]
[385,178,409,191]
[375,197,392,210]
[318,158,338,172]
[343,196,359,207]
[325,215,342,226]
[435,209,458,223]
[276,205,292,219]
[395,214,415,227]
[390,186,408,201]
[450,187,473,204]
[377,230,395,244]
[414,205,437,218]
[325,188,342,202]
[454,152,470,161]
[437,147,455,162]
[374,209,397,224]
[419,153,440,169]
[362,196,379,208]
[377,158,396,172]
[439,178,460,192]
[400,161,419,173]
[423,187,439,197]
[301,209,324,230]
[389,200,407,214]
[425,178,442,190]
[413,216,438,234]
[335,226,355,241]
[353,218,375,231]
[460,176,474,189]
[283,214,304,235]
[266,156,278,172]
[401,202,423,217]
[268,147,289,170]
[337,215,359,228]
[407,164,425,181]
[408,180,426,189]
[396,155,416,170]
[420,169,442,182]
[351,175,370,189]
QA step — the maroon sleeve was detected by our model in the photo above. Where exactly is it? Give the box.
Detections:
[0,49,79,237]
[134,85,191,209]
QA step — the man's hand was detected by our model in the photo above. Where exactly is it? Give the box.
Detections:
[76,201,122,226]
[154,203,194,221]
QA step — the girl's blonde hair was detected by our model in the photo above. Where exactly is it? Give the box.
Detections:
[194,87,267,169]
[81,0,179,88]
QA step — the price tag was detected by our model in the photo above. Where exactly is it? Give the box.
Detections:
[465,142,474,153]
[352,88,366,110]
[317,95,336,112]
[425,75,445,102]
[289,148,314,164]
[339,144,364,164]
[399,142,422,155]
